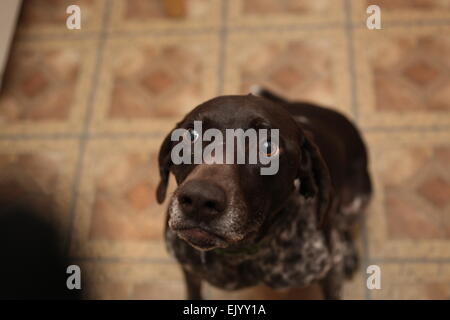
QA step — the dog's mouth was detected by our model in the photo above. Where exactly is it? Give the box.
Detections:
[173,227,229,251]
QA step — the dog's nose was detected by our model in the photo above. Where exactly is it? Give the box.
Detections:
[177,180,227,218]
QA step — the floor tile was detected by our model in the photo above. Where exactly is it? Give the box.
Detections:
[70,137,176,259]
[228,0,345,27]
[81,261,184,299]
[354,25,450,128]
[108,0,221,33]
[17,0,106,36]
[0,38,97,135]
[90,33,220,134]
[371,263,450,299]
[365,130,450,259]
[352,0,450,25]
[224,28,353,118]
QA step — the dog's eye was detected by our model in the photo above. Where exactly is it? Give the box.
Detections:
[184,128,200,143]
[260,140,279,157]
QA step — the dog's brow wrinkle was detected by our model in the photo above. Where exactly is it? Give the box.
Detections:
[250,117,271,130]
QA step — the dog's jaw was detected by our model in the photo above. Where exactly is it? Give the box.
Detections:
[168,188,251,251]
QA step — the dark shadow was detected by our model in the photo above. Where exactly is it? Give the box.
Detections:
[0,183,81,300]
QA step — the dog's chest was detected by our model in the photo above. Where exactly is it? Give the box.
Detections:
[166,201,335,290]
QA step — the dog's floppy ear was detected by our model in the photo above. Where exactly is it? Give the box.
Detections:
[298,129,333,227]
[156,131,173,204]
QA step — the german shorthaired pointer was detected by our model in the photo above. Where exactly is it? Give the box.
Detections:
[156,88,372,299]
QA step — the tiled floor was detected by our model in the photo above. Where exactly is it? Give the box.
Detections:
[0,0,449,300]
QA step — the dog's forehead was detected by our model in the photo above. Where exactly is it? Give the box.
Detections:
[186,95,297,131]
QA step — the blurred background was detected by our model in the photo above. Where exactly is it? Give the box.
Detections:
[0,0,449,299]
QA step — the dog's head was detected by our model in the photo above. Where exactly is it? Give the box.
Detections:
[156,95,331,251]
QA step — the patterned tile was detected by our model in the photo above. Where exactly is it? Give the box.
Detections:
[354,25,450,128]
[352,0,450,24]
[17,0,106,36]
[108,0,221,32]
[81,262,184,299]
[224,29,352,117]
[90,34,219,134]
[0,140,79,234]
[70,137,176,259]
[0,39,97,135]
[371,263,450,299]
[228,0,345,27]
[365,131,450,259]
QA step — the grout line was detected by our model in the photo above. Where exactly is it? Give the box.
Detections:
[80,14,111,135]
[77,256,441,266]
[70,255,450,265]
[227,22,344,33]
[63,0,113,255]
[12,18,450,43]
[86,132,166,139]
[0,133,81,140]
[0,132,165,141]
[362,125,450,133]
[344,0,371,301]
[370,258,450,264]
[344,0,359,121]
[368,18,450,29]
[108,27,218,38]
[72,256,175,264]
[350,19,450,30]
[217,0,229,95]
[12,32,100,43]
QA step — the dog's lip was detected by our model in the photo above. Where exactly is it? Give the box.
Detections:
[172,226,228,250]
[173,226,225,241]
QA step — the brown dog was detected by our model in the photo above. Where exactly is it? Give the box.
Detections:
[156,88,371,299]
